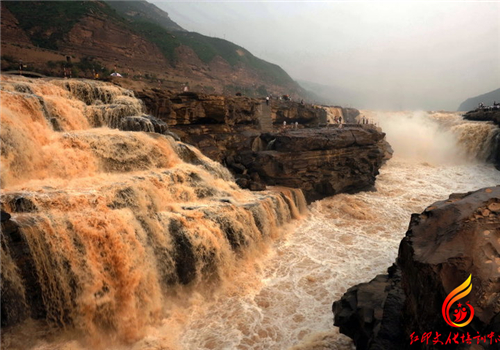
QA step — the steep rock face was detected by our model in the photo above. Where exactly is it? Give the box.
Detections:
[245,128,389,202]
[136,89,261,127]
[62,14,169,73]
[333,186,500,350]
[270,100,327,126]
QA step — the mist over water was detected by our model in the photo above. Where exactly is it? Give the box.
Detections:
[362,110,498,164]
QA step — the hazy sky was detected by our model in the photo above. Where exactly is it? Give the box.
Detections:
[154,1,499,110]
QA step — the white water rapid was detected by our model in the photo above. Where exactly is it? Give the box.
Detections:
[172,111,499,350]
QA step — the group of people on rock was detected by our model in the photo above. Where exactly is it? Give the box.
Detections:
[331,116,343,128]
[359,116,373,125]
[478,102,500,111]
[282,121,299,131]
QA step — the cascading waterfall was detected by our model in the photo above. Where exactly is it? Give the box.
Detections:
[0,76,307,348]
[324,107,343,124]
[361,110,500,164]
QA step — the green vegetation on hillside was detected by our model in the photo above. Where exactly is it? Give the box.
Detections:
[102,1,294,85]
[3,1,122,50]
[4,0,295,86]
[174,32,292,85]
[104,0,184,32]
[129,20,180,62]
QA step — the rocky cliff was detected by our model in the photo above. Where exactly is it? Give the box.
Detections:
[128,85,391,202]
[463,109,500,126]
[333,186,500,350]
[242,128,389,202]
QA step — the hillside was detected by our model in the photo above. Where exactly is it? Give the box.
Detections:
[105,0,185,32]
[0,1,303,98]
[457,87,500,111]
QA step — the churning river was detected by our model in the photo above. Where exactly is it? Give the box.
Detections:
[173,111,500,350]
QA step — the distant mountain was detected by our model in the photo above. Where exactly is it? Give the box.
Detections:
[458,88,500,111]
[1,1,303,98]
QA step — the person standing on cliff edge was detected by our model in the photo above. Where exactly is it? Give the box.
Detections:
[266,96,270,105]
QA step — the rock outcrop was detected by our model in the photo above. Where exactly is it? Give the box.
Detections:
[270,99,327,126]
[242,128,389,202]
[333,186,500,350]
[463,109,500,127]
[131,86,391,202]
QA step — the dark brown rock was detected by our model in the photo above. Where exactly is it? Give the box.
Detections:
[1,211,43,327]
[463,109,500,126]
[333,265,405,350]
[334,186,500,350]
[270,100,327,126]
[247,128,388,202]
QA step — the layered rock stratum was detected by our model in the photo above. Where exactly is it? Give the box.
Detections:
[126,85,391,202]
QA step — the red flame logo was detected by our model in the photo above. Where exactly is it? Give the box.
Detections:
[441,274,474,327]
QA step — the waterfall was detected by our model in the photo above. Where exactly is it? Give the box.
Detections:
[0,76,307,346]
[362,110,500,165]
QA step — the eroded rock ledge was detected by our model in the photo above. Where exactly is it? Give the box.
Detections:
[130,87,391,202]
[241,128,390,202]
[333,186,500,350]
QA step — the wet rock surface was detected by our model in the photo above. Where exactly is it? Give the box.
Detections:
[333,186,500,349]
